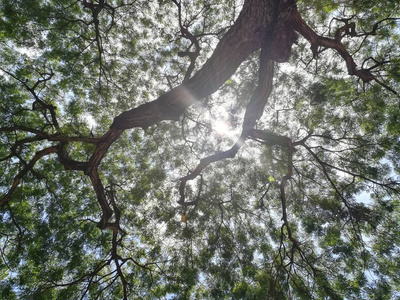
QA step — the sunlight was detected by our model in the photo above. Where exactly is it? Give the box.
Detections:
[190,90,237,138]
[82,113,97,128]
[212,120,230,135]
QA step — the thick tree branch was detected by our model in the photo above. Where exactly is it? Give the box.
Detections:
[249,129,293,148]
[110,0,277,130]
[88,169,113,229]
[290,10,377,84]
[242,53,275,132]
[57,143,88,171]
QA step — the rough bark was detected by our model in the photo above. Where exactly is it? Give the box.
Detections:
[110,0,280,130]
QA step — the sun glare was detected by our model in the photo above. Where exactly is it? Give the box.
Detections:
[212,120,230,135]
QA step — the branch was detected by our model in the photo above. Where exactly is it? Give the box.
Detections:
[88,169,113,229]
[249,129,293,148]
[242,53,275,132]
[171,0,202,80]
[0,67,60,128]
[178,141,242,204]
[47,259,112,288]
[289,9,396,91]
[178,49,275,205]
[57,143,88,171]
[302,143,399,194]
[302,144,365,241]
[0,146,58,207]
[105,185,128,299]
[0,125,101,144]
[110,0,275,130]
[247,124,316,273]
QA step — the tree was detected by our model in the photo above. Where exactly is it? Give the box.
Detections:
[0,0,399,298]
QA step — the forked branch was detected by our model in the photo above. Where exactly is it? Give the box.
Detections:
[290,8,398,94]
[0,146,58,206]
[179,52,275,205]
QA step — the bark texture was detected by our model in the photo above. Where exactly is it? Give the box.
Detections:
[111,0,281,130]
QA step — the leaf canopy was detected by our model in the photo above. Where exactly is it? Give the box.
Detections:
[0,0,400,299]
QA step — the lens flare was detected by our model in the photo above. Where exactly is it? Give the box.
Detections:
[212,120,230,135]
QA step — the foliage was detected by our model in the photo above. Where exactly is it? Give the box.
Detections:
[0,0,400,299]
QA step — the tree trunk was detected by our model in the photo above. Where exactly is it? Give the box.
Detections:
[110,0,283,130]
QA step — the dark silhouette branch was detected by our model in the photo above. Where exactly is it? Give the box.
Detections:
[291,9,397,94]
[249,129,293,148]
[57,143,88,171]
[178,141,242,204]
[171,0,202,81]
[0,146,58,206]
[179,49,276,205]
[0,66,59,129]
[0,125,101,144]
[88,169,113,229]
